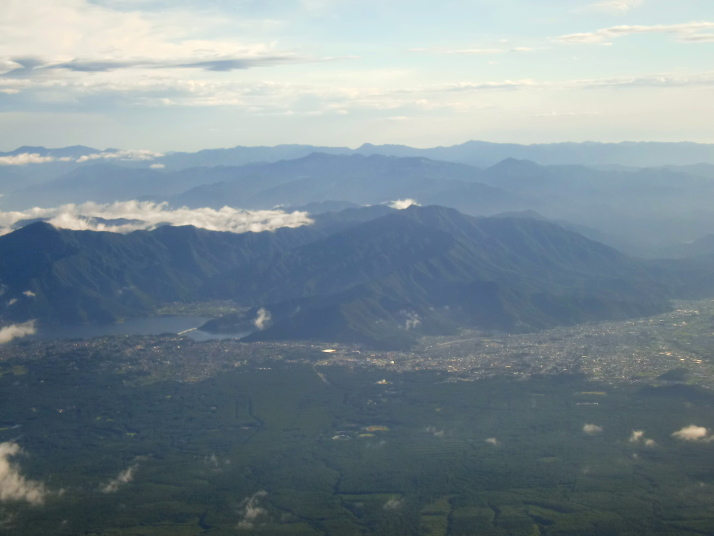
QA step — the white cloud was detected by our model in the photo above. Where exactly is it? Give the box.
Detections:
[0,59,24,75]
[531,111,600,118]
[388,199,420,210]
[556,22,714,45]
[22,291,36,298]
[444,49,504,55]
[672,425,714,442]
[101,464,137,493]
[75,149,164,163]
[0,154,56,166]
[150,163,165,169]
[583,424,603,435]
[253,308,272,331]
[0,442,48,505]
[442,80,540,92]
[237,491,268,529]
[589,0,643,15]
[0,0,318,71]
[6,65,713,117]
[0,201,314,235]
[403,311,421,331]
[300,0,338,12]
[383,497,403,510]
[485,437,500,446]
[0,150,162,166]
[416,47,535,55]
[629,430,645,443]
[628,429,656,446]
[580,72,714,89]
[0,321,36,344]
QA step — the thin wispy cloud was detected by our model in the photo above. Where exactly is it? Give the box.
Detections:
[556,22,714,44]
[414,47,536,56]
[6,54,338,76]
[581,72,714,89]
[403,311,421,331]
[425,426,444,437]
[588,0,643,15]
[444,49,503,55]
[4,67,714,117]
[531,111,600,118]
[441,80,539,92]
[384,497,404,510]
[101,464,138,493]
[0,0,314,70]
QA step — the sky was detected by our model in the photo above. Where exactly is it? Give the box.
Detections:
[1,0,713,151]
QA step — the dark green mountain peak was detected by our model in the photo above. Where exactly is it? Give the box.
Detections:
[2,205,711,349]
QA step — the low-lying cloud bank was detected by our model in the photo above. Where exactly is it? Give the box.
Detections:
[0,442,48,505]
[0,201,313,235]
[0,150,163,166]
[0,321,36,344]
[0,154,57,166]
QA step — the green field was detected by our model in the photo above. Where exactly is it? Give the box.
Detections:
[1,347,714,535]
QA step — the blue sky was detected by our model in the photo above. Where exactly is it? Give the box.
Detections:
[1,0,713,151]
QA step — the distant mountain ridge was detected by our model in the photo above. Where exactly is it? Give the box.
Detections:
[6,140,714,171]
[4,149,714,255]
[164,140,714,168]
[0,145,101,158]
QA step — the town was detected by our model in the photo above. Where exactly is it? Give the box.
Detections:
[2,299,712,390]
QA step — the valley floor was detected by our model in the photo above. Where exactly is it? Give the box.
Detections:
[0,301,713,534]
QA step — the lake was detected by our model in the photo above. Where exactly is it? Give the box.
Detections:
[29,316,248,342]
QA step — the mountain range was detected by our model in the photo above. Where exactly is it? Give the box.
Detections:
[4,144,714,254]
[156,140,714,169]
[2,205,711,348]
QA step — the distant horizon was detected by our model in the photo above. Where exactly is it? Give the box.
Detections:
[4,138,714,154]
